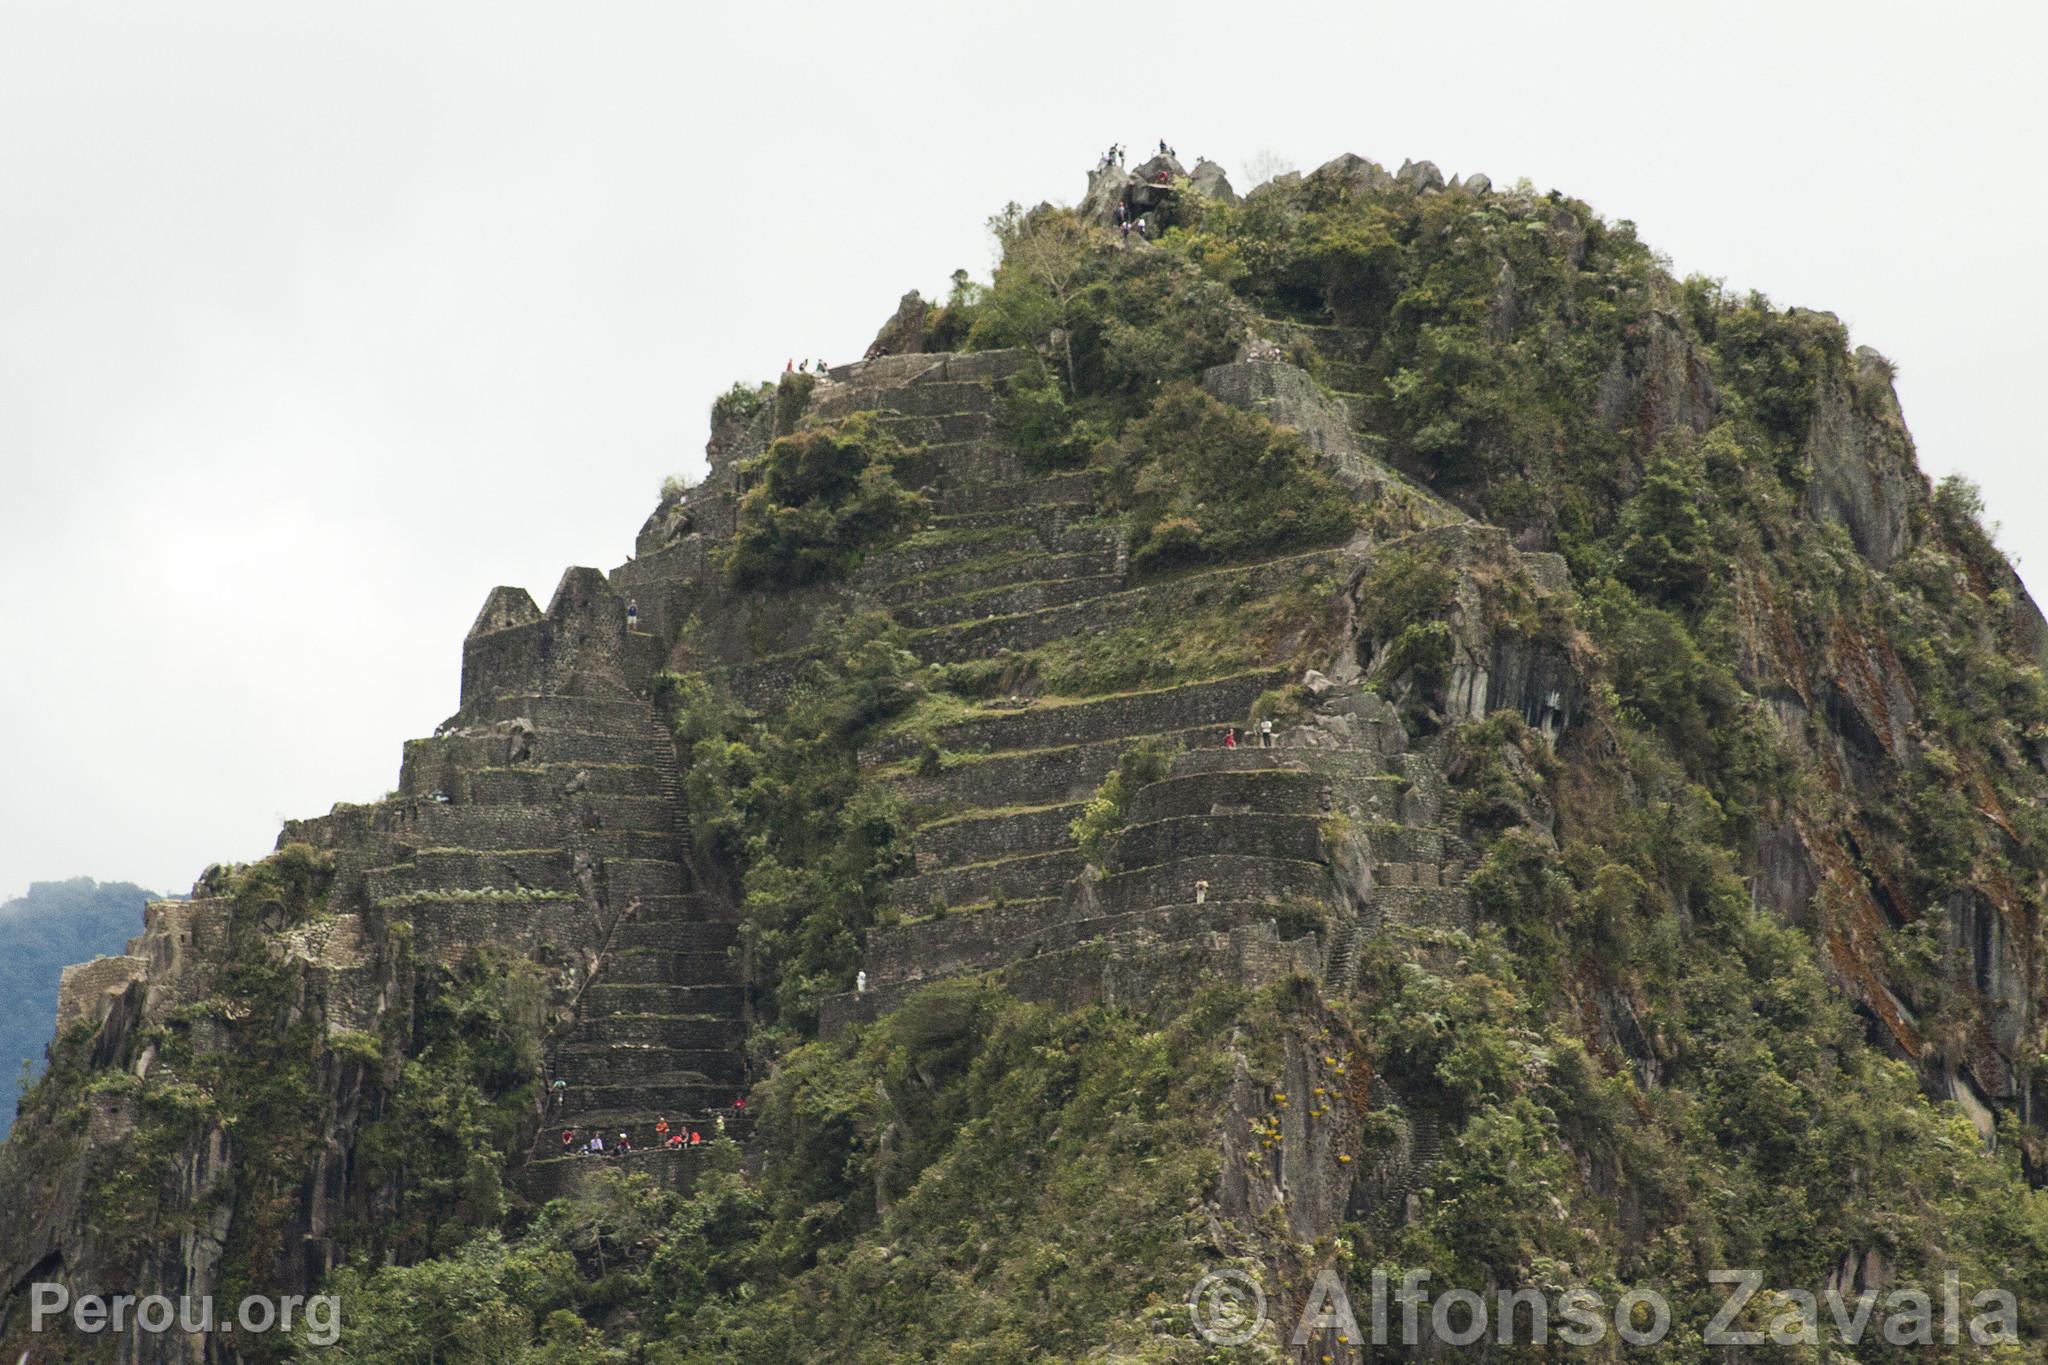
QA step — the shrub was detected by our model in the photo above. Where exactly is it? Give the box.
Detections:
[1110,385,1358,574]
[1070,737,1180,862]
[722,414,929,588]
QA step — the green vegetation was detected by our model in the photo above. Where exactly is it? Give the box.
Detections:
[723,414,928,589]
[1108,384,1358,575]
[666,615,923,1034]
[17,157,2048,1361]
[1070,737,1179,862]
[321,979,1269,1363]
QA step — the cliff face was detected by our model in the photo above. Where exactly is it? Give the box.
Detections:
[5,152,2048,1360]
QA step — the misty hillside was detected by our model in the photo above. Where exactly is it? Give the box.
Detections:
[0,879,153,1132]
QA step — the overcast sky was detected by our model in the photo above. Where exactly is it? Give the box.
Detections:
[1,1,2040,903]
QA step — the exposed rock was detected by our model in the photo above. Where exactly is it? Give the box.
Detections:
[1188,158,1237,203]
[1593,308,1719,449]
[1800,345,1915,568]
[1308,152,1392,196]
[1462,172,1492,195]
[1078,162,1130,226]
[866,290,929,360]
[1395,158,1444,192]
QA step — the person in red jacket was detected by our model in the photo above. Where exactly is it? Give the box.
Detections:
[561,1128,575,1152]
[690,1130,702,1146]
[1224,727,1238,748]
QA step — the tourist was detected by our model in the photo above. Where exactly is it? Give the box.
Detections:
[550,1077,566,1107]
[626,599,639,630]
[715,1113,726,1136]
[655,1116,670,1144]
[1259,718,1274,748]
[561,1127,576,1153]
[1224,727,1237,749]
[587,1133,605,1156]
[617,1131,632,1155]
[856,969,868,995]
[666,1132,684,1150]
[690,1130,702,1146]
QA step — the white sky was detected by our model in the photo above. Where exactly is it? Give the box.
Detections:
[1,1,2041,902]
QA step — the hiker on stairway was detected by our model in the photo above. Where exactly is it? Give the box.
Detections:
[562,1127,576,1153]
[655,1116,670,1145]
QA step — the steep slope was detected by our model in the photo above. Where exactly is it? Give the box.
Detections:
[5,150,2048,1362]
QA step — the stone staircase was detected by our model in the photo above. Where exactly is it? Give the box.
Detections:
[282,577,750,1200]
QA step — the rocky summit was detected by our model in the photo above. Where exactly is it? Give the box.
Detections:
[7,151,2048,1361]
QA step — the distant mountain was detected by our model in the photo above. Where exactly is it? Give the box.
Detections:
[0,878,154,1133]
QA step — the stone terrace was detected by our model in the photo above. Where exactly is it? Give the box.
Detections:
[281,567,749,1198]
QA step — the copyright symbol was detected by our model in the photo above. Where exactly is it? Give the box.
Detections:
[1188,1267,1266,1346]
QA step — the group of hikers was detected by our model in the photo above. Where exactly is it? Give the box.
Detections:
[1097,139,1177,170]
[784,357,828,374]
[550,1078,748,1158]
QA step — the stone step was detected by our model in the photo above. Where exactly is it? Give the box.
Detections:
[403,729,674,794]
[1123,766,1331,824]
[1357,825,1450,867]
[1106,812,1327,870]
[928,471,1100,519]
[865,671,1282,768]
[871,548,1123,608]
[889,442,1032,491]
[610,911,743,952]
[889,726,1243,814]
[596,857,694,901]
[825,348,1032,388]
[468,763,673,805]
[602,946,739,986]
[889,574,1123,630]
[810,379,997,420]
[583,982,746,1016]
[549,1044,746,1087]
[366,849,576,902]
[599,892,706,922]
[867,896,1261,988]
[856,527,1041,584]
[1164,748,1411,819]
[571,1012,745,1050]
[826,900,1299,1033]
[1078,852,1331,918]
[925,502,1099,541]
[382,802,574,853]
[589,827,687,862]
[460,694,661,733]
[912,803,1084,873]
[552,1080,753,1129]
[888,847,1086,914]
[908,549,1341,665]
[1370,884,1473,931]
[584,794,683,835]
[871,411,993,445]
[399,895,595,959]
